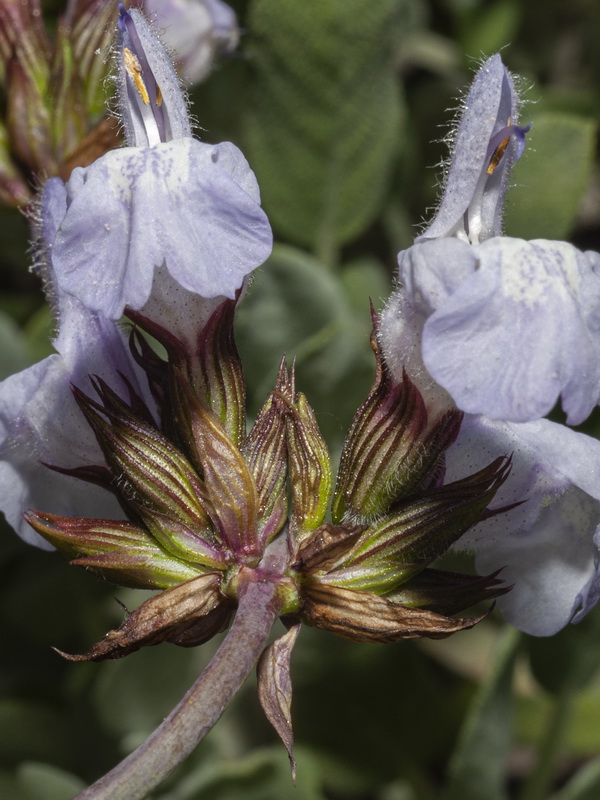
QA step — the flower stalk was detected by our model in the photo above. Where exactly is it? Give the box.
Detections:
[74,573,285,800]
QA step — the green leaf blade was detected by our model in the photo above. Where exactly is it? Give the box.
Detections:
[246,0,404,260]
[505,112,597,240]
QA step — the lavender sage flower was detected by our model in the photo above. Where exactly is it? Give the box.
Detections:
[47,5,272,321]
[398,54,600,425]
[380,288,600,637]
[0,179,155,547]
[378,55,600,635]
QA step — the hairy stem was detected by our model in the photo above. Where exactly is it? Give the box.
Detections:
[76,579,282,800]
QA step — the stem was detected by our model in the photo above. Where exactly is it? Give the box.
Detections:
[518,681,575,800]
[76,579,282,800]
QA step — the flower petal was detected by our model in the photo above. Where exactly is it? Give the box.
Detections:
[418,54,521,243]
[447,416,600,635]
[52,139,273,318]
[117,6,192,145]
[0,357,119,547]
[417,238,600,424]
[0,293,152,546]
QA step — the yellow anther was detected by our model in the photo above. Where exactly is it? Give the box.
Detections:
[155,84,163,107]
[486,135,511,175]
[486,116,513,175]
[124,47,150,106]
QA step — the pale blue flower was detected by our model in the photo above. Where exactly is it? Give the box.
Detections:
[380,290,600,635]
[47,6,272,321]
[418,53,528,245]
[397,53,600,425]
[446,416,600,636]
[401,236,600,425]
[0,7,272,547]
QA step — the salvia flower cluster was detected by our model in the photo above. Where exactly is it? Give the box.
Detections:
[1,4,600,797]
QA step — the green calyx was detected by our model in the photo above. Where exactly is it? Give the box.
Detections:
[28,304,513,660]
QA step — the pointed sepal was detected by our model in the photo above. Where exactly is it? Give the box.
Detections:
[72,380,227,567]
[0,121,31,206]
[23,511,200,589]
[62,0,116,118]
[285,388,332,548]
[327,456,511,593]
[257,621,301,780]
[193,299,246,447]
[300,582,490,643]
[56,573,230,661]
[242,359,289,547]
[172,375,260,560]
[387,568,509,616]
[293,522,364,575]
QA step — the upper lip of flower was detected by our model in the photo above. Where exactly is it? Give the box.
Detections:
[417,54,530,246]
[117,3,192,147]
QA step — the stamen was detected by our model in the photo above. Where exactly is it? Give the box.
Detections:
[118,3,167,145]
[486,135,511,175]
[123,48,150,106]
[485,120,531,176]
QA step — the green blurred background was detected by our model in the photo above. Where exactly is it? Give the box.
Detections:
[1,0,600,797]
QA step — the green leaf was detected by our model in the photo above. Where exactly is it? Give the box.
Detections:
[441,627,519,800]
[0,770,20,799]
[245,0,403,263]
[340,258,391,315]
[17,763,85,800]
[92,631,220,745]
[504,112,597,240]
[156,746,331,800]
[237,245,350,391]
